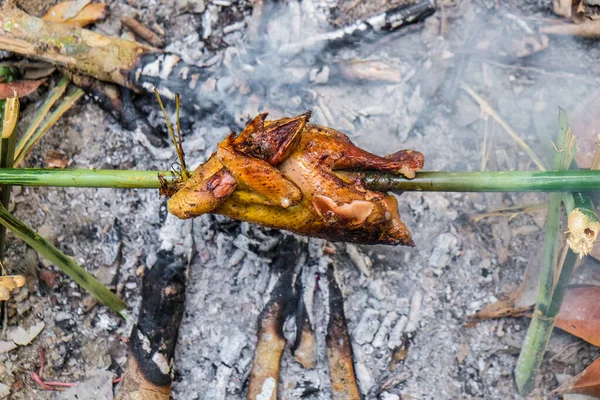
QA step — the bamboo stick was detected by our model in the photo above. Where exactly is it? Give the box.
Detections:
[0,169,596,192]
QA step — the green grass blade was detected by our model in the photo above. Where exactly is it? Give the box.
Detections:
[0,203,128,317]
[515,108,578,394]
[14,76,69,159]
[14,86,84,166]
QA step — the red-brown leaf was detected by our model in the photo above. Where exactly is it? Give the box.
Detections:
[554,285,600,346]
[39,269,59,288]
[555,357,600,397]
[0,80,46,99]
[572,90,600,169]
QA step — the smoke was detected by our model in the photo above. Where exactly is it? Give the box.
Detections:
[151,0,599,173]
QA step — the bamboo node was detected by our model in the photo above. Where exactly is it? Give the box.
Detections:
[566,208,600,257]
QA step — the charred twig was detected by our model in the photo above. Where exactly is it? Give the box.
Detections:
[69,74,165,147]
[247,237,301,399]
[121,16,165,48]
[541,20,600,38]
[116,251,187,400]
[326,265,360,400]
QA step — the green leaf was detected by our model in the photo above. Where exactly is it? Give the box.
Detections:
[0,203,128,317]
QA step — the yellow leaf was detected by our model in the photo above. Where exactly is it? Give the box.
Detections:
[0,275,26,301]
[42,2,107,28]
[2,95,19,139]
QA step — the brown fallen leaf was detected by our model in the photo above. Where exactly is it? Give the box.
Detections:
[554,357,600,398]
[42,2,107,27]
[39,269,59,288]
[554,285,600,347]
[0,80,46,99]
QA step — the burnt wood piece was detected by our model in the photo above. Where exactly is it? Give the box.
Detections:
[69,74,165,147]
[310,0,436,51]
[326,265,361,400]
[292,272,316,369]
[129,53,216,112]
[247,236,301,400]
[116,251,187,400]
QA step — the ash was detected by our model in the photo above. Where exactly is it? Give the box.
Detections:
[2,0,600,399]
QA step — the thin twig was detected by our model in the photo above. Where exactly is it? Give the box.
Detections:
[120,16,165,48]
[461,83,546,170]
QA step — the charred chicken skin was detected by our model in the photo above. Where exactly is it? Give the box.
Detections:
[167,112,424,245]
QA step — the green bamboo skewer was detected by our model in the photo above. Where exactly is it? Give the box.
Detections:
[0,169,597,192]
[364,170,600,192]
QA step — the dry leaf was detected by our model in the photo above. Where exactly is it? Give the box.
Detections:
[456,343,469,364]
[0,275,26,301]
[592,233,600,260]
[471,248,542,321]
[0,340,18,353]
[554,285,600,346]
[0,80,46,99]
[63,0,92,20]
[24,67,56,80]
[8,322,45,346]
[45,150,70,169]
[572,90,600,169]
[553,0,576,18]
[42,2,107,27]
[555,357,600,397]
[39,269,60,288]
[515,34,549,57]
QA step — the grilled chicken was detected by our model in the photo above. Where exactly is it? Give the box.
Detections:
[167,112,423,245]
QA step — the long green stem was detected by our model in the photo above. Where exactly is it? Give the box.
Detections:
[514,191,562,394]
[514,109,580,394]
[0,169,597,191]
